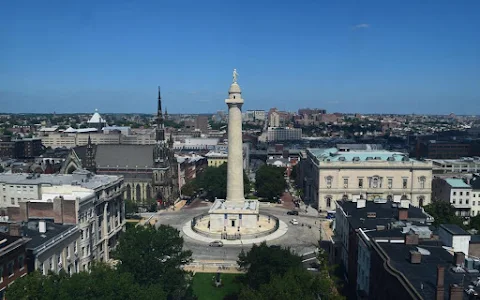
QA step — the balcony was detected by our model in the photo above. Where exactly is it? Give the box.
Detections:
[452,203,471,209]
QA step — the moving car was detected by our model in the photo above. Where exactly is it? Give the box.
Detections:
[209,240,224,247]
[287,210,299,215]
[290,219,299,225]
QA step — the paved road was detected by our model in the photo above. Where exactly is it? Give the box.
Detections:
[154,204,322,261]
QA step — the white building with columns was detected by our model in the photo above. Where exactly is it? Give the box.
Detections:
[301,146,433,211]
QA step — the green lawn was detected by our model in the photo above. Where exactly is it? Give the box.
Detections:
[192,273,242,300]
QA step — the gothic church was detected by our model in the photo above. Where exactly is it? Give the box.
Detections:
[61,88,179,206]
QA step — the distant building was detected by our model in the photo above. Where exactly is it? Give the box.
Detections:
[432,177,473,217]
[268,111,280,127]
[0,138,43,159]
[195,116,209,133]
[415,140,480,159]
[302,147,433,211]
[87,109,108,132]
[264,127,302,142]
[430,157,480,175]
[205,151,228,167]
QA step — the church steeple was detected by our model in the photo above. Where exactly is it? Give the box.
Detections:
[156,86,165,142]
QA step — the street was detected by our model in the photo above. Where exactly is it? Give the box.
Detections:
[153,198,325,261]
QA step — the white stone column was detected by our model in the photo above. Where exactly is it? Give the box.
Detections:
[226,101,244,201]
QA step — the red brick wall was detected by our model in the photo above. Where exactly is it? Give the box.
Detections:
[62,200,77,224]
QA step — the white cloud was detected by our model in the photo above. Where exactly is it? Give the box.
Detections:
[352,23,370,30]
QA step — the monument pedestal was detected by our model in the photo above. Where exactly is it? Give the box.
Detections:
[208,199,259,233]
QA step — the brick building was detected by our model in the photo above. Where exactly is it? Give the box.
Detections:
[0,232,30,298]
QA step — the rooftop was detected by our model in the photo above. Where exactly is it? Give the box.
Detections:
[307,147,416,162]
[0,170,121,191]
[445,178,471,189]
[337,200,431,230]
[22,220,78,250]
[377,240,478,300]
[440,224,470,236]
[0,232,30,257]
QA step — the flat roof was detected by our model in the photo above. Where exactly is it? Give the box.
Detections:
[307,148,416,162]
[0,171,120,190]
[445,178,471,189]
[338,200,429,230]
[377,240,477,299]
[22,221,77,250]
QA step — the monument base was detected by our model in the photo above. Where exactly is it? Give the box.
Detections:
[207,199,259,233]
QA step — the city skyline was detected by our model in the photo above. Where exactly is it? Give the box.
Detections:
[1,1,479,114]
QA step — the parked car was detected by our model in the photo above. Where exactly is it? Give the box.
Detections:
[287,210,299,215]
[209,240,224,247]
[290,219,299,225]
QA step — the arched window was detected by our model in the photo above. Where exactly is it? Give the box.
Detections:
[126,185,132,200]
[401,194,408,200]
[387,195,393,201]
[342,194,348,201]
[419,196,425,207]
[373,177,379,188]
[326,197,332,208]
[146,185,152,200]
[325,176,333,188]
[136,184,141,201]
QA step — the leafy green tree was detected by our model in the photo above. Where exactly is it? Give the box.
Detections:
[125,199,138,215]
[237,242,302,289]
[6,265,166,300]
[181,180,198,197]
[196,164,250,201]
[424,201,464,227]
[113,224,193,298]
[469,215,480,231]
[255,165,287,200]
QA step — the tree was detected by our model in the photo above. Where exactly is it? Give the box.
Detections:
[113,224,193,298]
[237,242,302,289]
[6,265,166,300]
[237,242,344,300]
[195,163,250,201]
[424,201,464,227]
[255,165,287,200]
[181,180,198,197]
[469,215,480,231]
[125,199,138,215]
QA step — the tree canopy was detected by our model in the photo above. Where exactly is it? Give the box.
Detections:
[186,164,250,201]
[237,242,344,300]
[6,264,166,300]
[255,165,287,200]
[424,201,464,227]
[113,224,193,297]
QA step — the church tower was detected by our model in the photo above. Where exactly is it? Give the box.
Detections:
[85,135,96,173]
[153,87,179,207]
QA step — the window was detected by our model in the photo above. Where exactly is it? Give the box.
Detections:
[50,257,54,270]
[66,246,70,258]
[474,201,476,206]
[419,177,426,189]
[467,192,470,196]
[18,255,25,270]
[343,178,348,188]
[452,199,456,204]
[388,178,393,189]
[372,177,378,188]
[453,191,457,196]
[359,178,363,188]
[326,197,332,207]
[466,199,469,205]
[402,179,408,189]
[10,197,14,205]
[7,261,14,277]
[326,176,332,188]
[460,199,463,204]
[460,192,463,196]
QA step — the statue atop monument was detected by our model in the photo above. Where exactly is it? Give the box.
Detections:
[232,68,239,83]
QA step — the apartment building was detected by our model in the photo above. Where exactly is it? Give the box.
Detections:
[0,170,125,269]
[432,177,474,217]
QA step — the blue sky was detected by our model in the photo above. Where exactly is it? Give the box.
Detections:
[1,0,479,114]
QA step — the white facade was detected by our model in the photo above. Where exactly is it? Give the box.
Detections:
[438,225,471,256]
[269,111,280,127]
[266,127,302,142]
[304,148,432,211]
[432,177,473,217]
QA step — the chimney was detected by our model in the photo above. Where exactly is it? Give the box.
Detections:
[398,208,408,221]
[453,252,465,267]
[405,233,419,245]
[410,250,422,264]
[357,199,366,209]
[9,223,21,236]
[449,284,463,300]
[436,265,445,300]
[39,220,46,233]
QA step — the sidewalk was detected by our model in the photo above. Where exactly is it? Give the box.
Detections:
[183,260,244,274]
